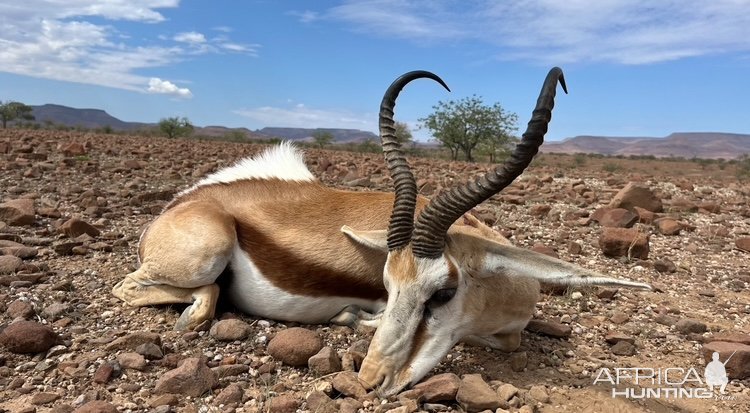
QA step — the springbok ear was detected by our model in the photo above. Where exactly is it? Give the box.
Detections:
[341,226,389,251]
[455,232,652,290]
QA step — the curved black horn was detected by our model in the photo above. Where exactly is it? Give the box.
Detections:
[380,71,450,251]
[411,67,567,258]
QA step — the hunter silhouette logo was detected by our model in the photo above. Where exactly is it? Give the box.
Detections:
[593,351,737,399]
[705,351,736,394]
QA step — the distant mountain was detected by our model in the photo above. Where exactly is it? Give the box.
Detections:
[542,133,750,159]
[30,104,149,130]
[256,127,378,143]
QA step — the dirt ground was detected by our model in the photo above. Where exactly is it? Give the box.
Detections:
[0,130,748,413]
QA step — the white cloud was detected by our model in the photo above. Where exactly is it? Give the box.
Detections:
[288,10,321,23]
[325,0,750,64]
[174,31,206,44]
[147,78,192,98]
[233,104,374,130]
[0,1,259,96]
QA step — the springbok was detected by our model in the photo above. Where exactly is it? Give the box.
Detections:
[113,68,651,396]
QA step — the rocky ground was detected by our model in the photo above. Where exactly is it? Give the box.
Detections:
[0,129,749,413]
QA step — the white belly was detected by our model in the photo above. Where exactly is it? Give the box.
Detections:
[227,245,385,324]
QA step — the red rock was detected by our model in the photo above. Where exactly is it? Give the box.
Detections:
[268,394,300,413]
[308,346,342,375]
[608,183,663,212]
[598,208,638,228]
[7,299,35,319]
[633,206,655,224]
[605,332,635,344]
[529,204,551,217]
[60,218,101,237]
[707,332,750,345]
[701,341,750,379]
[530,243,558,258]
[332,371,367,399]
[267,327,323,367]
[675,319,707,334]
[73,401,118,413]
[215,383,244,406]
[654,218,682,235]
[0,255,22,274]
[456,374,500,412]
[698,202,720,214]
[525,319,572,338]
[0,320,61,353]
[93,362,115,384]
[598,228,650,259]
[0,198,35,226]
[154,357,217,397]
[736,237,750,253]
[61,142,87,156]
[413,373,460,402]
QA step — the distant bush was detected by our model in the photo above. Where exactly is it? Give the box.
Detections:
[603,163,621,173]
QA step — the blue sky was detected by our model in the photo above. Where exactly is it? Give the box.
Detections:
[1,0,749,141]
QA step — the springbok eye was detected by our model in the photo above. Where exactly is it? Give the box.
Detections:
[427,288,457,307]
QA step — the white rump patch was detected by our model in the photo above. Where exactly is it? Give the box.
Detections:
[180,142,314,196]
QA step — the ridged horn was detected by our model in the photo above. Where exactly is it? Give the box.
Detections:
[411,67,567,258]
[380,71,450,251]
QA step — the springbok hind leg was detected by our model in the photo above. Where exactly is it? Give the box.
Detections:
[112,200,236,330]
[112,273,220,330]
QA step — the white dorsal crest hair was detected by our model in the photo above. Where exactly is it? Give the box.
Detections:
[112,69,651,399]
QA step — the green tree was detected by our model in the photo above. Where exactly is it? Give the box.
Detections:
[312,130,334,148]
[0,101,35,128]
[158,117,194,139]
[420,95,517,162]
[394,121,413,146]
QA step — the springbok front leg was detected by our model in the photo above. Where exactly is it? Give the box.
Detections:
[330,305,384,329]
[112,200,236,330]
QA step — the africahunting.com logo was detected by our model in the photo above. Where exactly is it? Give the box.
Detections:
[593,351,737,400]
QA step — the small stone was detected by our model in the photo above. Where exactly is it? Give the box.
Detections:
[605,332,635,345]
[706,332,750,345]
[135,342,164,359]
[654,218,681,236]
[654,259,677,273]
[736,237,750,253]
[611,341,637,356]
[332,371,367,399]
[215,383,243,406]
[209,318,253,341]
[0,255,23,274]
[61,142,87,156]
[675,318,707,335]
[610,312,629,324]
[73,401,118,413]
[599,228,650,259]
[497,383,518,402]
[413,373,460,402]
[568,241,583,255]
[93,362,115,384]
[117,352,147,370]
[608,183,663,212]
[31,392,61,405]
[154,357,217,397]
[525,319,572,339]
[306,391,338,413]
[0,320,60,353]
[598,208,638,228]
[456,374,500,412]
[148,394,179,408]
[308,346,342,375]
[530,243,558,258]
[267,327,323,367]
[597,288,618,300]
[528,385,549,403]
[268,394,299,413]
[60,218,100,237]
[0,198,35,226]
[509,352,528,372]
[42,302,69,320]
[7,299,35,319]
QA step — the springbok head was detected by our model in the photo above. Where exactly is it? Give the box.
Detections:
[342,69,651,396]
